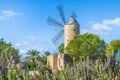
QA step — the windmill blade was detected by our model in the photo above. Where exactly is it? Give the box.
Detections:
[57,5,66,24]
[47,17,64,28]
[52,30,64,45]
[71,11,77,18]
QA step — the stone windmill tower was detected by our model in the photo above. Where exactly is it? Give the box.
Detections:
[47,6,80,49]
[47,6,80,71]
[64,16,80,48]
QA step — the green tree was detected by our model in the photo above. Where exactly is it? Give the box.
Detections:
[27,49,40,61]
[0,38,20,64]
[27,49,40,70]
[105,40,120,56]
[0,38,20,79]
[44,51,50,56]
[58,43,64,53]
[40,51,50,65]
[65,33,106,59]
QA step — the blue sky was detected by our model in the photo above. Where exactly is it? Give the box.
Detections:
[0,0,120,57]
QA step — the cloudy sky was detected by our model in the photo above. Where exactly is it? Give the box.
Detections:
[0,0,120,57]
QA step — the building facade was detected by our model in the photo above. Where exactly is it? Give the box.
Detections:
[47,54,72,71]
[64,16,80,48]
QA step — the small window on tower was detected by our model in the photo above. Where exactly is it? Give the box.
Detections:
[73,29,75,31]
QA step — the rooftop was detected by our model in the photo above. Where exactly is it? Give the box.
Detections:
[66,16,79,25]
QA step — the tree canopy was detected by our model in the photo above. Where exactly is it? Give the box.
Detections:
[58,43,64,53]
[0,38,20,64]
[39,51,50,65]
[105,40,120,57]
[44,51,50,56]
[65,33,106,59]
[27,49,40,61]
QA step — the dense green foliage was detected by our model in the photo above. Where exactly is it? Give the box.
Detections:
[58,43,64,53]
[25,49,40,70]
[0,38,20,79]
[44,51,50,56]
[25,50,50,70]
[105,40,120,56]
[39,51,50,64]
[0,38,20,63]
[27,49,40,60]
[65,33,106,59]
[4,57,120,80]
[0,37,120,80]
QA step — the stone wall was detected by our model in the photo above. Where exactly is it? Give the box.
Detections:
[47,54,72,71]
[53,54,58,71]
[47,55,54,71]
[64,24,80,48]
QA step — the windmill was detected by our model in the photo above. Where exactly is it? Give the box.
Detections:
[47,5,80,50]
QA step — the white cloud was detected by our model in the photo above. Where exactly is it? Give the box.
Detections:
[98,31,110,35]
[82,18,120,36]
[15,41,29,47]
[19,50,27,55]
[2,10,23,16]
[14,36,37,47]
[86,18,120,35]
[81,29,110,36]
[93,30,110,35]
[81,29,110,35]
[0,10,23,20]
[92,23,112,31]
[103,18,120,26]
[38,48,48,52]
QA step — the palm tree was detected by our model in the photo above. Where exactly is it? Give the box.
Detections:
[58,43,64,53]
[27,49,40,70]
[44,51,50,56]
[27,49,40,61]
[40,51,50,64]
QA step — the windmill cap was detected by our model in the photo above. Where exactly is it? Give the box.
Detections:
[66,16,79,25]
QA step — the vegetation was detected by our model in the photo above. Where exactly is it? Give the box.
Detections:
[65,33,106,59]
[58,43,64,53]
[2,57,120,80]
[0,33,120,80]
[0,38,20,63]
[105,40,120,56]
[0,38,20,79]
[39,51,50,65]
[27,49,40,61]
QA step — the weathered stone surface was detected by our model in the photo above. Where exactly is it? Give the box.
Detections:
[28,71,39,78]
[64,16,80,48]
[47,54,72,71]
[116,74,120,80]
